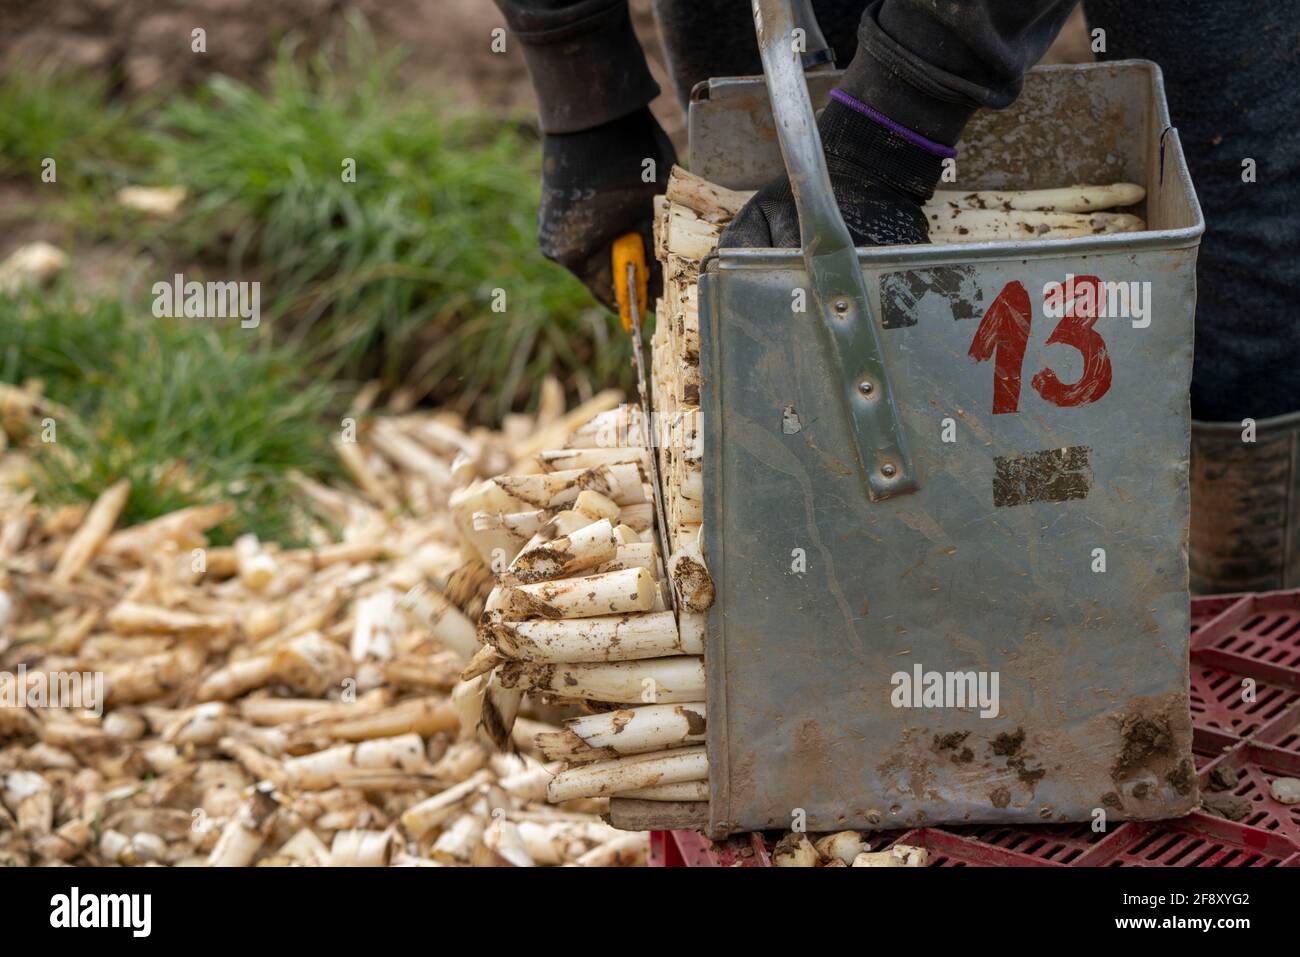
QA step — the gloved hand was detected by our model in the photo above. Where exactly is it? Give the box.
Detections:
[538,107,678,311]
[721,95,948,249]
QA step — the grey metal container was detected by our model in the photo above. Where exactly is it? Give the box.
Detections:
[659,1,1205,839]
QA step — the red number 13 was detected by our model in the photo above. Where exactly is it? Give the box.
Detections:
[968,276,1112,414]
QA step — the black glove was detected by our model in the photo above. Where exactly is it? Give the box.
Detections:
[721,96,946,249]
[538,107,677,311]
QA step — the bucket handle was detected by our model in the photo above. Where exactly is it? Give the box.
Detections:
[750,0,918,499]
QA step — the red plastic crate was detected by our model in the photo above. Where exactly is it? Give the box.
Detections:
[654,589,1300,867]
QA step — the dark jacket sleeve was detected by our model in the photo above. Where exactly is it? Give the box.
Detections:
[493,0,661,133]
[839,0,1079,144]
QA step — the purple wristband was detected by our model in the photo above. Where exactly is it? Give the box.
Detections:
[828,88,958,159]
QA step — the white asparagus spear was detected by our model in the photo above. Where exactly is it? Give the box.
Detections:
[678,466,704,503]
[572,489,621,523]
[501,655,705,704]
[269,631,353,696]
[460,643,502,681]
[450,478,530,562]
[573,832,649,867]
[395,581,478,661]
[930,182,1144,213]
[618,780,709,801]
[452,674,487,741]
[483,817,535,867]
[563,702,705,753]
[538,447,650,472]
[679,610,706,650]
[535,701,706,762]
[617,502,653,532]
[429,740,488,782]
[472,508,553,538]
[497,762,559,803]
[296,696,458,743]
[815,831,868,866]
[234,533,278,591]
[927,208,1145,243]
[3,770,52,836]
[102,501,232,558]
[498,567,655,619]
[666,165,751,221]
[546,746,708,802]
[51,479,130,584]
[663,205,721,260]
[276,828,330,867]
[430,813,486,865]
[491,610,695,662]
[196,657,275,702]
[852,844,928,867]
[206,786,279,867]
[283,733,429,789]
[511,509,593,558]
[107,601,234,637]
[516,819,619,865]
[668,539,715,612]
[595,542,657,574]
[400,769,493,838]
[564,405,642,449]
[328,829,394,867]
[475,670,523,752]
[502,518,617,585]
[493,463,644,509]
[772,832,820,867]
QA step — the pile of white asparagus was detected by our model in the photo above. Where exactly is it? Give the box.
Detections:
[0,381,646,867]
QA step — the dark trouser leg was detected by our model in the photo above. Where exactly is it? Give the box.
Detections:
[493,0,660,132]
[1083,2,1300,591]
[1084,0,1300,423]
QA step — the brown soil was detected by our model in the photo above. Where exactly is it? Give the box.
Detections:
[991,727,1026,756]
[1112,713,1176,779]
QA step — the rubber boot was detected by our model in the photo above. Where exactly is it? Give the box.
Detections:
[1190,411,1300,594]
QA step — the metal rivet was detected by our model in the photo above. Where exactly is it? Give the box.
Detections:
[833,298,850,313]
[881,464,897,478]
[858,381,874,397]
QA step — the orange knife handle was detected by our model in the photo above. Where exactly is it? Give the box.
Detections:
[611,232,648,334]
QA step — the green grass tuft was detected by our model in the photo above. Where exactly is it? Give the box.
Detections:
[0,23,634,536]
[0,285,344,542]
[153,26,631,420]
[0,65,155,192]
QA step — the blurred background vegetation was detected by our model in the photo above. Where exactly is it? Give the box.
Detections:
[0,20,638,540]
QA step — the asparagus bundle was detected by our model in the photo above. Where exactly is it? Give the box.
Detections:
[446,333,707,803]
[439,169,744,810]
[448,398,715,806]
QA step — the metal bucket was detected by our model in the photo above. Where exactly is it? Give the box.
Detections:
[675,1,1204,838]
